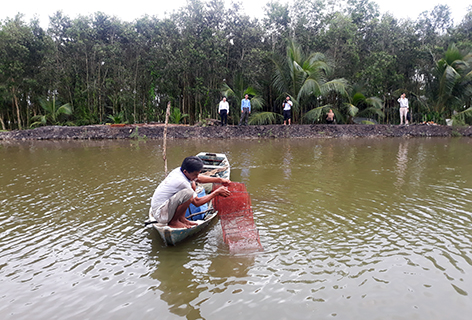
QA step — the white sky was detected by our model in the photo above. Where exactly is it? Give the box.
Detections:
[1,0,470,29]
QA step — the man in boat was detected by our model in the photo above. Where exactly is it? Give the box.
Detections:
[150,156,231,229]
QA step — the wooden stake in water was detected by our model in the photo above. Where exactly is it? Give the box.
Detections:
[163,101,171,176]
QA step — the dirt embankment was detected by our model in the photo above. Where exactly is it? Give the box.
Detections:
[0,123,471,141]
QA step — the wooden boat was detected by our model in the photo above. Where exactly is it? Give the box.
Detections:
[147,152,231,246]
[148,206,218,246]
[197,152,230,193]
[197,152,230,180]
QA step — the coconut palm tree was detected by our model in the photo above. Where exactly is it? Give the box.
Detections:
[344,85,384,122]
[303,84,384,124]
[434,44,472,117]
[31,96,72,127]
[272,40,348,122]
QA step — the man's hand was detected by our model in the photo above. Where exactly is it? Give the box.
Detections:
[216,186,230,197]
[220,178,231,184]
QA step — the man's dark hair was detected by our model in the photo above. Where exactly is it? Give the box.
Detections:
[181,156,203,173]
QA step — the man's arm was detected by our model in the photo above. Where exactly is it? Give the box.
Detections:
[196,174,230,184]
[192,186,230,206]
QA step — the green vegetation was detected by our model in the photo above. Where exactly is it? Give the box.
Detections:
[169,107,189,124]
[0,1,472,130]
[130,127,147,140]
[107,112,125,124]
[30,97,72,127]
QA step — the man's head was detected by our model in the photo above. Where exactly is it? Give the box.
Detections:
[286,96,290,101]
[181,156,203,181]
[401,93,406,98]
[245,94,249,99]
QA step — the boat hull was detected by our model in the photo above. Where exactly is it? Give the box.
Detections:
[149,208,218,246]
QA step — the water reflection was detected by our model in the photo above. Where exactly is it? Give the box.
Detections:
[395,141,409,189]
[151,249,204,319]
[149,230,255,319]
[282,141,292,180]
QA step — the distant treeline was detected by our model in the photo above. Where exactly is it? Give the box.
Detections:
[1,0,472,129]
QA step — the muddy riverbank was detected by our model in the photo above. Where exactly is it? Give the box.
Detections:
[1,123,471,140]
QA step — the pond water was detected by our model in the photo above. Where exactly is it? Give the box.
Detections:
[1,137,472,319]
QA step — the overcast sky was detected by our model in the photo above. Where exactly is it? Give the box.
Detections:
[1,0,470,29]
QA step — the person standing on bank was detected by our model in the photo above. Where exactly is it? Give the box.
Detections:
[239,94,251,126]
[150,156,231,229]
[398,93,409,125]
[326,109,335,124]
[282,95,293,125]
[218,97,229,126]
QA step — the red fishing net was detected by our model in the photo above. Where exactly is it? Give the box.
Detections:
[212,182,263,253]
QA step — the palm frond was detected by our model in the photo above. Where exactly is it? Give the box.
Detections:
[452,106,472,125]
[365,97,383,109]
[248,112,282,125]
[320,78,349,96]
[303,106,328,123]
[298,78,322,100]
[357,107,385,118]
[57,103,72,116]
[343,103,359,117]
[249,95,265,111]
[352,92,366,106]
[30,115,47,127]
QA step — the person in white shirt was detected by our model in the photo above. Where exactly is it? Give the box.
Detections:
[398,93,409,125]
[218,97,230,126]
[282,96,293,125]
[150,156,231,228]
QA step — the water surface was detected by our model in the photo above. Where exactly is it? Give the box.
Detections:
[1,138,472,319]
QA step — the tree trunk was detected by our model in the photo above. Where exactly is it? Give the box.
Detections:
[134,52,139,124]
[162,101,171,176]
[86,51,91,115]
[0,114,5,130]
[12,87,22,130]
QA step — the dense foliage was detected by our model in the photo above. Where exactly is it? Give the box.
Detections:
[1,0,471,129]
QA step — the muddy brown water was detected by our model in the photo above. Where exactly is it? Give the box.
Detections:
[1,138,472,319]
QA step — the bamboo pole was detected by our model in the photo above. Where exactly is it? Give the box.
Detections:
[163,101,171,176]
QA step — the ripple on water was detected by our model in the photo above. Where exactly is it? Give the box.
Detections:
[2,139,472,319]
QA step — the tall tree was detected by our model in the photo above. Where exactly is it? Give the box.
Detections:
[272,41,348,121]
[432,44,472,117]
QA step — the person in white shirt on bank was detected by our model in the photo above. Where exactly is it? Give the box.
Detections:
[282,95,293,125]
[398,93,409,125]
[218,97,229,126]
